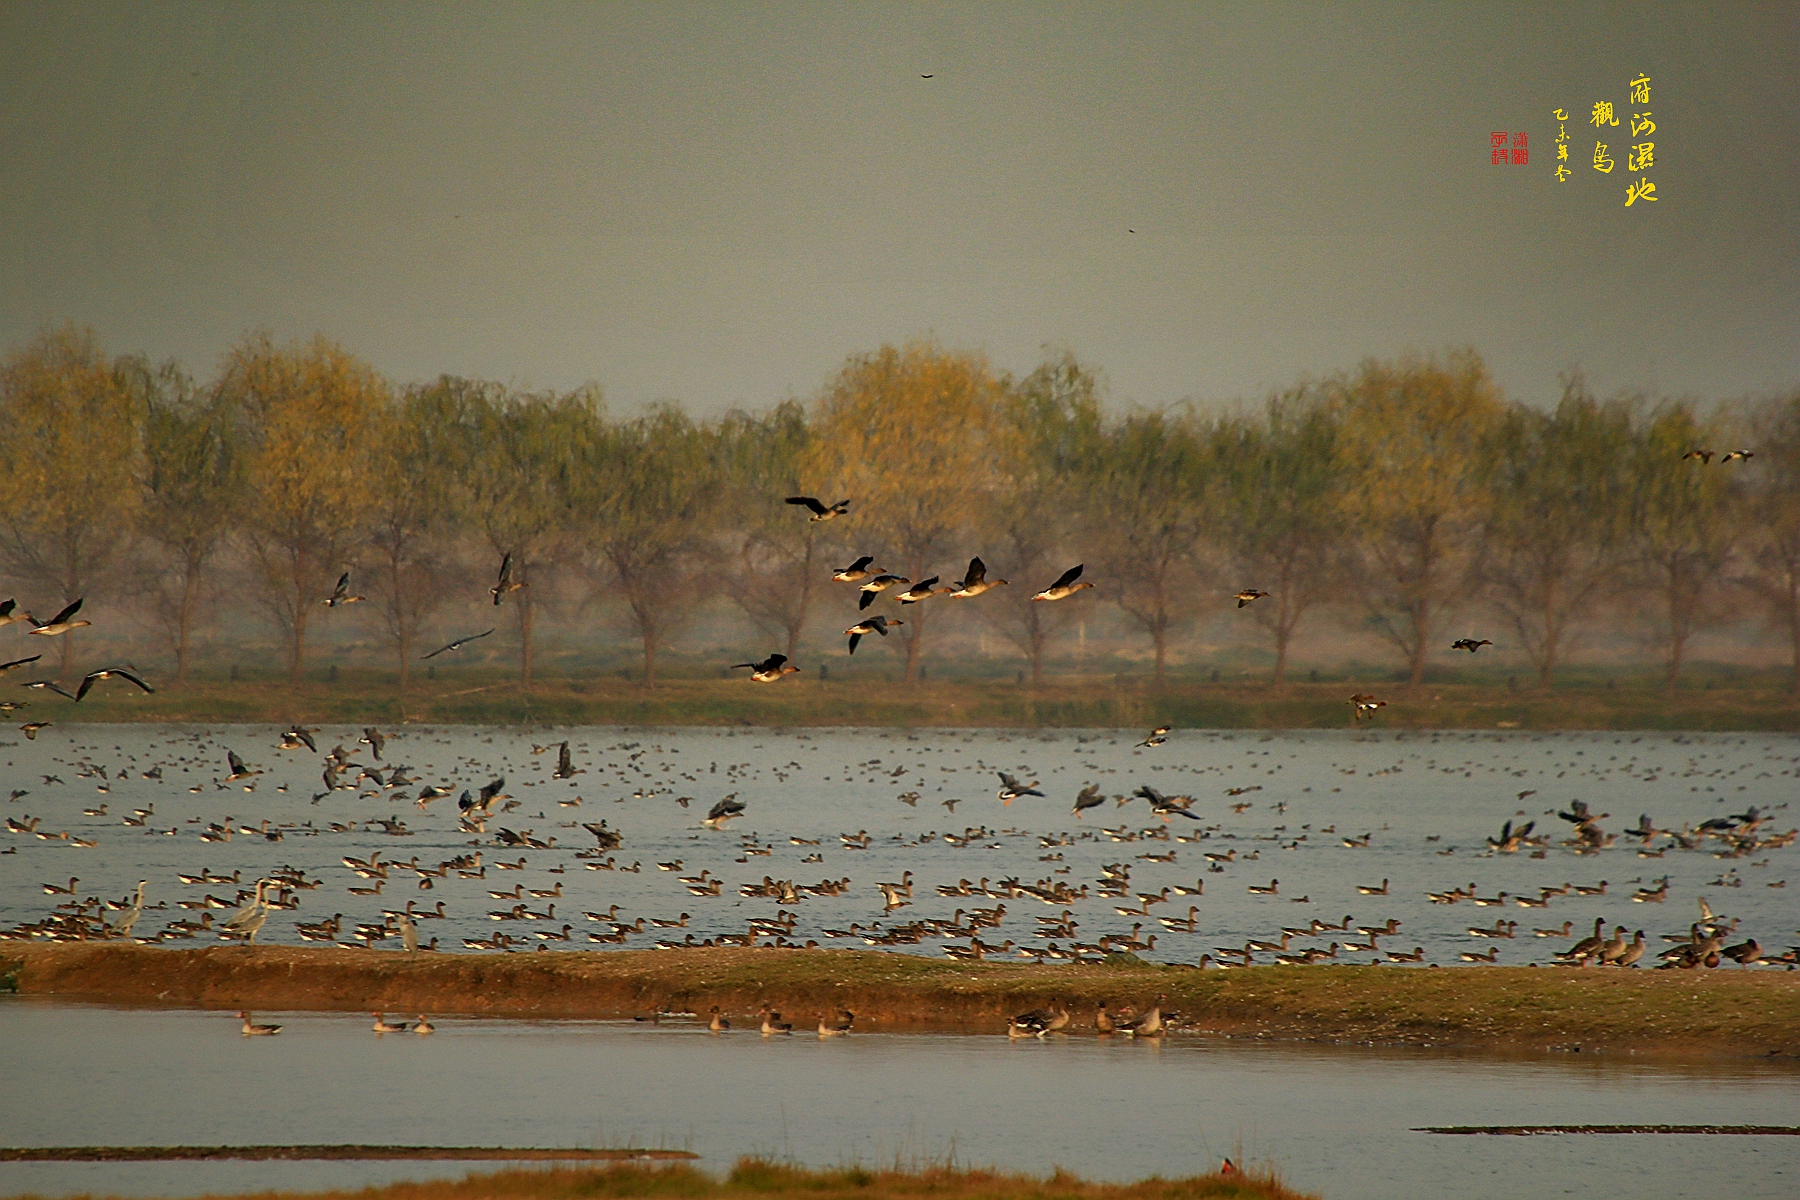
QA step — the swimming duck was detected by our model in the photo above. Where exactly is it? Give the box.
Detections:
[708,1005,731,1032]
[759,1006,793,1035]
[1031,564,1092,602]
[818,1010,854,1037]
[372,1012,411,1033]
[413,1015,435,1034]
[238,1010,281,1036]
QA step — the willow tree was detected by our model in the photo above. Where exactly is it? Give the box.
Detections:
[719,402,828,663]
[808,341,1007,682]
[1219,388,1342,686]
[1629,401,1739,690]
[584,406,720,686]
[1080,407,1215,686]
[1740,393,1800,693]
[138,361,244,682]
[1331,350,1504,686]
[981,353,1104,684]
[368,382,474,698]
[1477,378,1633,688]
[0,325,145,680]
[463,384,598,684]
[220,332,383,683]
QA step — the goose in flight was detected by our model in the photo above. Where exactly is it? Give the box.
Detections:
[20,679,74,699]
[322,573,365,607]
[1450,638,1492,653]
[1071,783,1105,818]
[949,557,1007,598]
[857,575,909,610]
[845,615,902,654]
[832,556,881,583]
[0,654,42,675]
[1136,724,1172,747]
[27,598,90,636]
[491,553,525,605]
[19,720,51,738]
[1681,448,1714,463]
[1349,693,1386,720]
[896,577,945,604]
[1234,589,1268,607]
[360,727,385,760]
[701,796,746,829]
[553,741,584,778]
[996,772,1044,805]
[730,652,800,682]
[224,750,261,782]
[279,725,318,752]
[0,599,29,629]
[1031,564,1092,602]
[1720,449,1754,463]
[423,629,494,659]
[786,495,850,521]
[75,667,155,701]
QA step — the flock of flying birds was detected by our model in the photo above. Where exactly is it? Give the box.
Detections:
[3,478,1794,1043]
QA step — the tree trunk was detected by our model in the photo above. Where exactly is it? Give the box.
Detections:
[518,582,535,686]
[175,551,201,685]
[1152,621,1167,686]
[642,618,659,687]
[1788,569,1800,697]
[288,600,308,684]
[1272,623,1290,687]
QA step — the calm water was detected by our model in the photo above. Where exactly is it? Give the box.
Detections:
[3,725,1794,963]
[0,1002,1795,1200]
[3,725,1796,1200]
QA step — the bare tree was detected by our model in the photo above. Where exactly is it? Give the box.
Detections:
[0,325,146,680]
[719,402,826,662]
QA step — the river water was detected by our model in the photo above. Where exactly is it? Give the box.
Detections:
[2,725,1796,1198]
[0,1002,1795,1200]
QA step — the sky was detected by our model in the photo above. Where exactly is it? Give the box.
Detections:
[2,1,1796,416]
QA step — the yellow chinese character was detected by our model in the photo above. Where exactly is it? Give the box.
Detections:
[1553,108,1568,121]
[1557,142,1568,161]
[1629,75,1650,104]
[1555,165,1571,182]
[1625,178,1657,206]
[1631,112,1655,137]
[1627,143,1654,172]
[1593,143,1615,173]
[1591,101,1618,127]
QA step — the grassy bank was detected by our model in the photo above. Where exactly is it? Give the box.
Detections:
[9,944,1798,1056]
[0,1159,1313,1200]
[53,674,1800,730]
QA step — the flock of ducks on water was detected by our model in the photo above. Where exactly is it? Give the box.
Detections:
[234,1010,434,1036]
[3,494,1795,1044]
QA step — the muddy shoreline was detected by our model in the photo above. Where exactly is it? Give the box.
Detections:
[7,944,1798,1057]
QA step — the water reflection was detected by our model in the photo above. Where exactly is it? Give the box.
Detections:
[1,1002,1794,1200]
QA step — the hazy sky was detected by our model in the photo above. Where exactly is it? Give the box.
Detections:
[2,1,1795,415]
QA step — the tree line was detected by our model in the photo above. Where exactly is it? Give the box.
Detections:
[3,325,1797,693]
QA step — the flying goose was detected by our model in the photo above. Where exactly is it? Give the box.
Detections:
[1031,564,1092,602]
[786,495,850,521]
[895,576,944,604]
[702,796,746,829]
[730,652,800,682]
[832,555,881,582]
[554,741,583,779]
[996,772,1044,805]
[322,573,365,608]
[0,599,29,629]
[491,552,525,605]
[423,629,494,659]
[0,654,42,675]
[949,557,1007,598]
[1234,589,1268,607]
[27,598,90,636]
[857,574,909,610]
[1450,638,1493,652]
[1071,783,1105,818]
[845,614,902,653]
